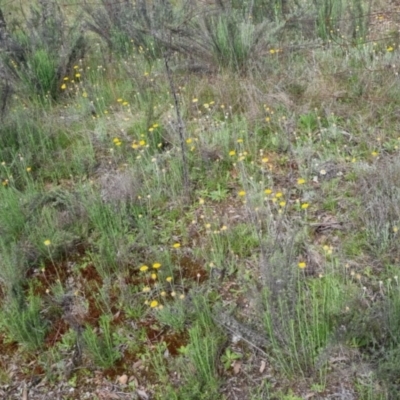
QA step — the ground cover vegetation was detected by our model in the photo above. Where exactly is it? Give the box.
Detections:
[1,0,400,398]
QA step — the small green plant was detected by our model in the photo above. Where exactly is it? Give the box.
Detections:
[2,294,49,351]
[221,347,242,370]
[208,184,229,202]
[279,390,303,400]
[199,11,276,72]
[149,341,170,385]
[155,301,187,333]
[82,315,120,368]
[181,297,224,394]
[263,274,344,377]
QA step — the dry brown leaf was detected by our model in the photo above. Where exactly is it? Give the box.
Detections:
[259,360,266,373]
[22,382,28,400]
[233,361,241,375]
[117,374,128,385]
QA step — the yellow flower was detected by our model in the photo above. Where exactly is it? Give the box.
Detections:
[264,189,272,195]
[265,117,270,122]
[61,83,66,90]
[142,286,151,293]
[132,142,139,149]
[122,101,129,106]
[393,226,398,233]
[298,262,306,269]
[279,201,286,207]
[275,192,283,198]
[238,190,246,197]
[261,157,269,163]
[153,123,159,128]
[203,103,209,109]
[301,203,309,209]
[199,198,205,205]
[63,77,69,81]
[73,65,79,69]
[82,92,88,98]
[166,276,172,282]
[161,291,166,297]
[139,265,148,272]
[186,138,193,144]
[179,294,185,299]
[237,139,243,143]
[150,300,158,308]
[171,291,176,297]
[323,245,333,255]
[297,178,306,185]
[192,98,198,103]
[75,73,81,78]
[151,273,157,280]
[139,140,146,146]
[117,98,123,102]
[387,46,394,52]
[229,150,236,156]
[44,240,51,246]
[371,151,378,157]
[26,167,31,172]
[220,225,228,231]
[269,49,276,54]
[153,263,161,269]
[172,243,181,248]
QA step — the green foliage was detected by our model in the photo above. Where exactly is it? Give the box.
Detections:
[155,301,187,333]
[1,0,86,101]
[1,293,48,351]
[1,0,400,397]
[220,347,242,370]
[313,0,370,43]
[199,11,278,72]
[181,297,224,394]
[0,186,27,241]
[314,0,344,42]
[83,0,188,60]
[263,275,344,377]
[82,315,120,368]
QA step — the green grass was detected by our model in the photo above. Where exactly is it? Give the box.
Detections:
[0,0,399,398]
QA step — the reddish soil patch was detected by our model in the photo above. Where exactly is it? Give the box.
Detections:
[175,255,208,283]
[45,318,69,347]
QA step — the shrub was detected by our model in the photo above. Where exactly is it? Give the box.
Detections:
[0,0,86,101]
